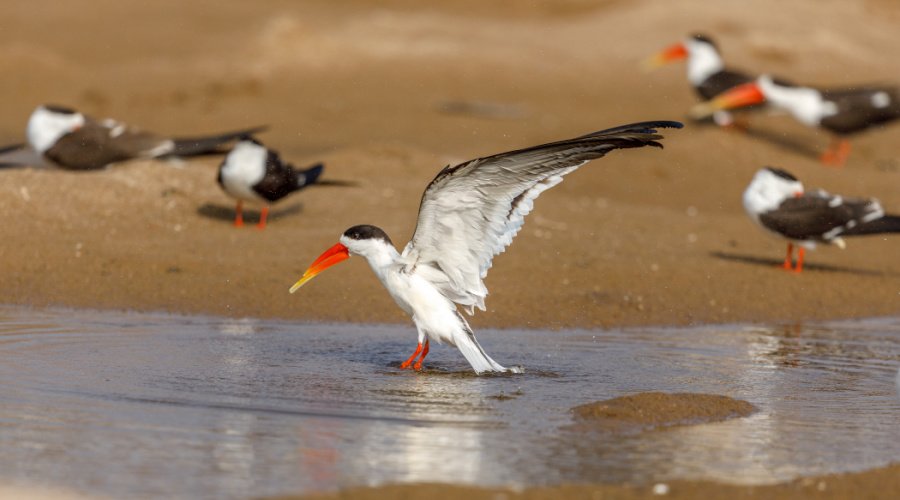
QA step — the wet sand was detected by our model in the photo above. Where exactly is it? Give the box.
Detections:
[8,463,900,500]
[2,0,900,330]
[273,464,900,500]
[568,393,758,434]
[1,0,900,498]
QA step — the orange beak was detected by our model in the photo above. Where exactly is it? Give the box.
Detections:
[641,42,688,71]
[289,243,350,293]
[689,82,766,119]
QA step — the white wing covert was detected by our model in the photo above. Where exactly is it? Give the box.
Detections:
[401,121,682,315]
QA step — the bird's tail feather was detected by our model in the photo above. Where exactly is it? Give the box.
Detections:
[296,163,324,188]
[843,215,900,236]
[453,312,520,374]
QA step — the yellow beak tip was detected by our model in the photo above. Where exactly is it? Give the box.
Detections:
[289,278,309,294]
[639,58,660,72]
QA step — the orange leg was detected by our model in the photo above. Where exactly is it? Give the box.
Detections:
[413,340,430,370]
[234,200,244,227]
[400,342,424,370]
[780,244,805,274]
[780,243,795,270]
[256,206,270,231]
[793,247,805,274]
[821,138,851,168]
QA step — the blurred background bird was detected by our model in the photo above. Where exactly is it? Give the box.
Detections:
[643,33,760,128]
[6,104,266,170]
[742,167,900,273]
[217,138,324,230]
[692,76,900,167]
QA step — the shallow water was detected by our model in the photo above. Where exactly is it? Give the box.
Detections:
[0,306,898,500]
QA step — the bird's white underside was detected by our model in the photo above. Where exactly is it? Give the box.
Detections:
[219,140,269,203]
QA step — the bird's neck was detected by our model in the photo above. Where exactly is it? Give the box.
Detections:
[687,45,723,85]
[360,244,402,283]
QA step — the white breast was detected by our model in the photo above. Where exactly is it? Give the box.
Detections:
[685,38,724,86]
[219,141,268,203]
[402,271,465,346]
[26,107,85,154]
[742,169,803,223]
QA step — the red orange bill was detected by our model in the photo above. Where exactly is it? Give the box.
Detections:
[289,243,350,293]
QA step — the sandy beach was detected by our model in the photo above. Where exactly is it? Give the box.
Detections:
[1,0,899,498]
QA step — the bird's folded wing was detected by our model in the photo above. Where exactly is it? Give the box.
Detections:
[760,190,883,241]
[402,121,681,314]
[46,120,171,170]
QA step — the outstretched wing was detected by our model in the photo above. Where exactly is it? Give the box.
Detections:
[402,120,682,314]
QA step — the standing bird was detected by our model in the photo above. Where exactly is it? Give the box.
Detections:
[691,75,900,167]
[743,167,900,273]
[23,104,266,170]
[289,121,683,374]
[644,34,756,127]
[217,139,324,230]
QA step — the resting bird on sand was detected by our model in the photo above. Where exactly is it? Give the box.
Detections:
[743,167,900,273]
[289,120,683,374]
[692,75,900,167]
[217,139,324,230]
[22,104,265,170]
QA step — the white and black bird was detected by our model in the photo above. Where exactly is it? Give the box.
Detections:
[217,139,324,230]
[692,75,900,167]
[19,104,265,170]
[644,34,757,127]
[289,121,683,374]
[743,167,900,273]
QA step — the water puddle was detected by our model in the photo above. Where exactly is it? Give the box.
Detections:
[0,306,898,499]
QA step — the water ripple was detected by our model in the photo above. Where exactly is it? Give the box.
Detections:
[0,306,898,499]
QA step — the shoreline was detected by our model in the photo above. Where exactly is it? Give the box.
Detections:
[277,462,900,500]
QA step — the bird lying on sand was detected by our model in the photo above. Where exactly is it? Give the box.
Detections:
[11,104,265,170]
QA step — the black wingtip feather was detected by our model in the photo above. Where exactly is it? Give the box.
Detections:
[577,120,684,139]
[298,163,325,187]
[843,215,900,236]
